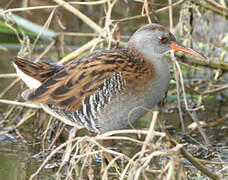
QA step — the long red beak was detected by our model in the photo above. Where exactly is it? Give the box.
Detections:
[171,43,206,59]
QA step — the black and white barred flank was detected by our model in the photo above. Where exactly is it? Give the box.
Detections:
[44,72,125,132]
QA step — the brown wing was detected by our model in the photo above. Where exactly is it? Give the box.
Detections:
[14,57,63,83]
[26,50,131,111]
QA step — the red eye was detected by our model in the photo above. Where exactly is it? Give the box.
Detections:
[159,36,168,43]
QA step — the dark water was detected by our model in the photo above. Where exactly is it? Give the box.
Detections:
[0,143,55,180]
[0,50,19,112]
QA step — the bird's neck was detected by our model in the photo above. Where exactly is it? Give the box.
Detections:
[123,42,170,94]
[126,42,169,78]
[125,42,146,64]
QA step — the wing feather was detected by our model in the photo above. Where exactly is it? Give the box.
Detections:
[25,49,155,111]
[26,50,128,111]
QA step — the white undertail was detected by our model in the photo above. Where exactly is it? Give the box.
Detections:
[13,62,41,89]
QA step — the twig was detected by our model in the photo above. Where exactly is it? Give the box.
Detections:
[187,111,210,145]
[204,0,228,13]
[94,136,144,144]
[41,116,54,152]
[30,7,57,54]
[191,0,228,20]
[104,0,118,49]
[168,0,174,32]
[202,83,228,95]
[48,123,66,150]
[113,0,185,22]
[180,143,221,180]
[59,32,99,37]
[29,138,70,180]
[0,73,18,78]
[0,7,56,41]
[0,99,41,108]
[158,117,222,180]
[34,40,56,62]
[52,0,104,34]
[169,3,186,133]
[177,54,228,71]
[15,110,37,128]
[102,156,122,179]
[172,57,209,144]
[172,59,186,133]
[100,129,165,138]
[140,111,158,157]
[58,38,103,64]
[1,0,107,14]
[169,3,208,143]
[142,0,152,23]
[0,78,20,98]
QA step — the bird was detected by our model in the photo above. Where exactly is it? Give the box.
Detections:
[13,23,206,134]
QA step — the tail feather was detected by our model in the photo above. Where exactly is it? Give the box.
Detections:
[13,57,63,89]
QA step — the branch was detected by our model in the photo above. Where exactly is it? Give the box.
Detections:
[52,0,104,34]
[191,0,228,20]
[177,54,228,71]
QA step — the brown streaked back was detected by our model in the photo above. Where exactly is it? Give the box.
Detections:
[14,57,63,83]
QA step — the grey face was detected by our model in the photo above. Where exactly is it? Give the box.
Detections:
[128,23,206,61]
[129,24,176,58]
